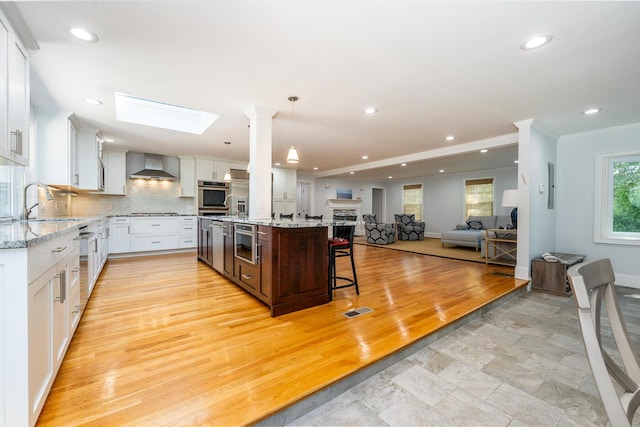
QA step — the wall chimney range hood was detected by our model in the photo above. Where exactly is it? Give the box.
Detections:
[130,153,177,181]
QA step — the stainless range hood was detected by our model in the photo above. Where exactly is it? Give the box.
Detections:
[130,153,177,181]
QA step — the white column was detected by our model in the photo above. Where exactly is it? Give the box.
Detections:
[245,105,278,220]
[513,118,533,281]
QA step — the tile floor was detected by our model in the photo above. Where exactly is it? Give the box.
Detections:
[288,288,640,426]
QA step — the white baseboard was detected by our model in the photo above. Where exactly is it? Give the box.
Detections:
[615,273,640,289]
[425,232,440,239]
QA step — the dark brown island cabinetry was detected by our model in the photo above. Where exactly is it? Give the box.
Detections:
[197,217,213,266]
[199,219,330,316]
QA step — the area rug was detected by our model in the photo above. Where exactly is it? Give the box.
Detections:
[354,236,487,263]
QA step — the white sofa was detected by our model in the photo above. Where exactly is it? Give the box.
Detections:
[440,215,512,251]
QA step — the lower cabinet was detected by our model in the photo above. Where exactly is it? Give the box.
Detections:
[222,223,329,316]
[197,217,213,266]
[109,216,197,256]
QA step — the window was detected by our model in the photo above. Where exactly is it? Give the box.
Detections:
[403,184,422,221]
[465,178,494,217]
[595,152,640,245]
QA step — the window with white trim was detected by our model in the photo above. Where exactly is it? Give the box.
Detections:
[595,152,640,245]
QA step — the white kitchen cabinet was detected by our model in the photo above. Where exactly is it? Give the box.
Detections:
[130,217,179,252]
[196,157,246,182]
[97,217,109,270]
[179,156,195,197]
[109,217,131,254]
[30,239,78,426]
[0,7,30,166]
[103,149,128,195]
[179,216,197,248]
[272,168,297,217]
[36,111,80,188]
[78,129,104,191]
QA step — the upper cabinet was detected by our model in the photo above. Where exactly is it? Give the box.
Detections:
[77,129,104,191]
[179,156,195,197]
[195,157,247,182]
[103,149,128,195]
[36,111,80,188]
[0,8,30,166]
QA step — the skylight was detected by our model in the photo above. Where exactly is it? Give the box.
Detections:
[114,92,219,134]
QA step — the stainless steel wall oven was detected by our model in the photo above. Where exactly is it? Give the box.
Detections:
[234,223,257,264]
[198,181,230,216]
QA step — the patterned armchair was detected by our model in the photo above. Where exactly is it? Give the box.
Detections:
[363,214,396,245]
[394,214,425,241]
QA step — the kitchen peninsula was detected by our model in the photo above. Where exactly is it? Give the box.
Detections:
[198,217,342,316]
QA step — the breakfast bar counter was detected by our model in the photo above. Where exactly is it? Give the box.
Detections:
[198,217,345,316]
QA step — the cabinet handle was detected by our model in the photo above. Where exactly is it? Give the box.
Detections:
[73,173,79,185]
[73,236,80,241]
[72,305,81,314]
[184,227,193,230]
[184,240,193,243]
[257,231,267,235]
[54,270,66,303]
[10,130,23,155]
[241,274,252,280]
[152,241,161,244]
[72,266,81,272]
[93,239,98,253]
[52,246,67,253]
[151,224,161,227]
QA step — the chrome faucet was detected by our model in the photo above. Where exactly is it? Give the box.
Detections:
[23,182,54,220]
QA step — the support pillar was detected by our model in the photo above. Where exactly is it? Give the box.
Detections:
[245,105,278,220]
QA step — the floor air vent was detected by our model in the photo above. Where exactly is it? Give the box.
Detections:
[343,307,373,318]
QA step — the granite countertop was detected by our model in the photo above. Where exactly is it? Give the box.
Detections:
[0,219,88,249]
[203,216,358,228]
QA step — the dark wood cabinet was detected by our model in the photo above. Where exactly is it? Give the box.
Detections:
[214,222,329,316]
[222,221,234,276]
[531,253,586,296]
[197,217,213,266]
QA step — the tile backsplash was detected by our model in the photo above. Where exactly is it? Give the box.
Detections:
[39,179,195,218]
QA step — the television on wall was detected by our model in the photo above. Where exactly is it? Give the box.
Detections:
[336,188,353,200]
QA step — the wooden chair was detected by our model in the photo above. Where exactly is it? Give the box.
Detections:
[567,258,640,427]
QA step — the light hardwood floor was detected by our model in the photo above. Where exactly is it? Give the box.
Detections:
[36,244,528,426]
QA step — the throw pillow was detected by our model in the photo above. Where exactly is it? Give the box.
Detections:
[455,222,470,230]
[467,220,484,230]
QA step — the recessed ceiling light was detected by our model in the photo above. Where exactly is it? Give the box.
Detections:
[480,149,488,153]
[520,33,553,50]
[69,27,99,43]
[85,98,102,105]
[349,171,355,175]
[114,92,219,134]
[445,135,455,141]
[363,107,377,115]
[388,176,393,179]
[439,169,445,173]
[401,163,407,167]
[583,108,601,115]
[362,155,368,160]
[313,167,318,170]
[514,160,519,164]
[104,137,115,143]
[274,162,281,166]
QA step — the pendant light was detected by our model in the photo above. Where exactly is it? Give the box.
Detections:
[287,96,299,163]
[223,141,232,182]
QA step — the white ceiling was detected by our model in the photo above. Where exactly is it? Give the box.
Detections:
[13,1,640,181]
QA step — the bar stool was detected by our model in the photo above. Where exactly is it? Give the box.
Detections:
[328,224,359,298]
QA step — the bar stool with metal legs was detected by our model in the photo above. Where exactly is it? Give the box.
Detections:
[328,224,359,298]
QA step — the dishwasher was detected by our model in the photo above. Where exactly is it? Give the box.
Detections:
[210,221,224,273]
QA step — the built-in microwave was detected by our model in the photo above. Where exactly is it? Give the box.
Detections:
[198,181,230,215]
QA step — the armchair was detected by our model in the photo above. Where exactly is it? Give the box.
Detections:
[363,214,396,245]
[394,214,425,241]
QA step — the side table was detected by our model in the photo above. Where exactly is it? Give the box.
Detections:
[484,229,517,266]
[531,253,586,296]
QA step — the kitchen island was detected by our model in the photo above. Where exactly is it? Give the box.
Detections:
[198,217,348,316]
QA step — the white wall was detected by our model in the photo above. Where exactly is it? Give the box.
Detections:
[313,178,386,220]
[528,125,558,260]
[384,167,518,234]
[556,122,640,287]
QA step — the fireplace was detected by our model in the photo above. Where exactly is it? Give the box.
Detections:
[326,199,363,236]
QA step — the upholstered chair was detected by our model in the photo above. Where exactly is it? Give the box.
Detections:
[363,214,396,245]
[394,214,425,241]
